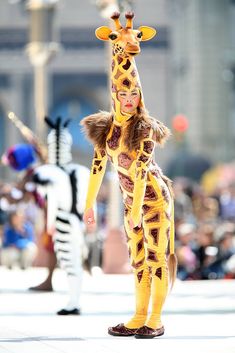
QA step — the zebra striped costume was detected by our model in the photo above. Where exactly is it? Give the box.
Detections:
[33,117,90,313]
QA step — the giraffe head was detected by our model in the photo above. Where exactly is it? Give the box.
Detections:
[95,12,156,58]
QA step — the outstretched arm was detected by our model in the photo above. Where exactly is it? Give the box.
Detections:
[83,147,107,227]
[130,129,155,228]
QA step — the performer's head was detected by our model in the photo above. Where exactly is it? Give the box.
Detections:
[95,12,156,121]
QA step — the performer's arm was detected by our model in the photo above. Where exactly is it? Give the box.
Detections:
[85,147,108,211]
[130,129,155,227]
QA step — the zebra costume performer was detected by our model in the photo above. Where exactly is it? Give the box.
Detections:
[33,117,90,315]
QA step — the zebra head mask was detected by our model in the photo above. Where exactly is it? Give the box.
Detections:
[45,116,73,167]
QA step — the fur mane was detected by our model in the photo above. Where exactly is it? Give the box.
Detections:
[80,111,113,150]
[80,109,171,151]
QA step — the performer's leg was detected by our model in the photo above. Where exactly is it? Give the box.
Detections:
[143,208,170,330]
[29,231,56,291]
[55,211,85,314]
[124,210,151,329]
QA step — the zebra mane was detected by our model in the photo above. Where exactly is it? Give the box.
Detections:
[45,116,71,129]
[45,116,73,167]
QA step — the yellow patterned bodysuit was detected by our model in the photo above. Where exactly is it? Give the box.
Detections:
[84,114,174,330]
[82,11,176,332]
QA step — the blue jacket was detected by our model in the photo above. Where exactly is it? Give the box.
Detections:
[2,222,35,250]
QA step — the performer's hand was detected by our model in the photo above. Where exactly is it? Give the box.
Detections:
[83,208,96,232]
[129,217,141,230]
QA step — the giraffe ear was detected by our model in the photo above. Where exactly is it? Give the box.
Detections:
[95,26,112,41]
[138,26,156,41]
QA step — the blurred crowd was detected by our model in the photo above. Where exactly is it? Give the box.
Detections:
[174,177,235,280]
[1,176,235,280]
[0,181,39,270]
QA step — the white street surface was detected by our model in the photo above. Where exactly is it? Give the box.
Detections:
[0,267,234,353]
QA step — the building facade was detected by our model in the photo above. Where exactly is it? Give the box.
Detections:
[0,0,234,181]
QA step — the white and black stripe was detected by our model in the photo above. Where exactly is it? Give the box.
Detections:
[45,117,72,166]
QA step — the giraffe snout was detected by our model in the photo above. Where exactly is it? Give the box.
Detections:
[125,43,140,56]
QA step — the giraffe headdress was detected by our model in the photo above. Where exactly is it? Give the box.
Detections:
[95,12,156,123]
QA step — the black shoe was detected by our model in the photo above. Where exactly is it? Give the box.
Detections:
[57,308,81,315]
[135,325,165,339]
[108,323,138,336]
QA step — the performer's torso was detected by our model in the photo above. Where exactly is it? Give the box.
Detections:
[105,121,170,210]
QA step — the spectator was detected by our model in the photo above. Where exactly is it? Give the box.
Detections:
[219,184,235,221]
[194,223,218,279]
[1,210,37,269]
[175,223,197,280]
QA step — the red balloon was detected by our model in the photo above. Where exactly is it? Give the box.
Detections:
[172,114,189,132]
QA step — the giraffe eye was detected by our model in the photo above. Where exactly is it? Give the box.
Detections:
[109,33,118,40]
[137,31,142,39]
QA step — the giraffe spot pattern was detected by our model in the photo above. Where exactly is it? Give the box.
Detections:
[136,239,144,255]
[122,59,131,70]
[100,150,106,157]
[131,69,136,77]
[142,204,152,215]
[146,213,160,223]
[155,267,162,279]
[147,249,158,262]
[118,171,134,192]
[114,69,123,80]
[144,185,158,201]
[139,154,149,163]
[118,152,133,169]
[125,195,133,206]
[141,170,146,180]
[117,56,123,64]
[137,269,144,283]
[107,126,121,150]
[143,141,154,154]
[132,258,144,269]
[151,166,161,178]
[122,78,131,88]
[150,228,160,245]
[133,225,142,234]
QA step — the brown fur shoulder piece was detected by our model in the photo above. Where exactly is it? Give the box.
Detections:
[125,109,171,151]
[80,111,113,150]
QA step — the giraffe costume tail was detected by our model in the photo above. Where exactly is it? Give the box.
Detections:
[168,187,177,291]
[161,174,177,291]
[168,205,177,291]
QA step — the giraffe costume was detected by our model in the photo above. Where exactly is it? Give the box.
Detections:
[81,12,177,339]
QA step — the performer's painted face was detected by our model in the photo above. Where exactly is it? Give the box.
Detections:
[117,89,140,113]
